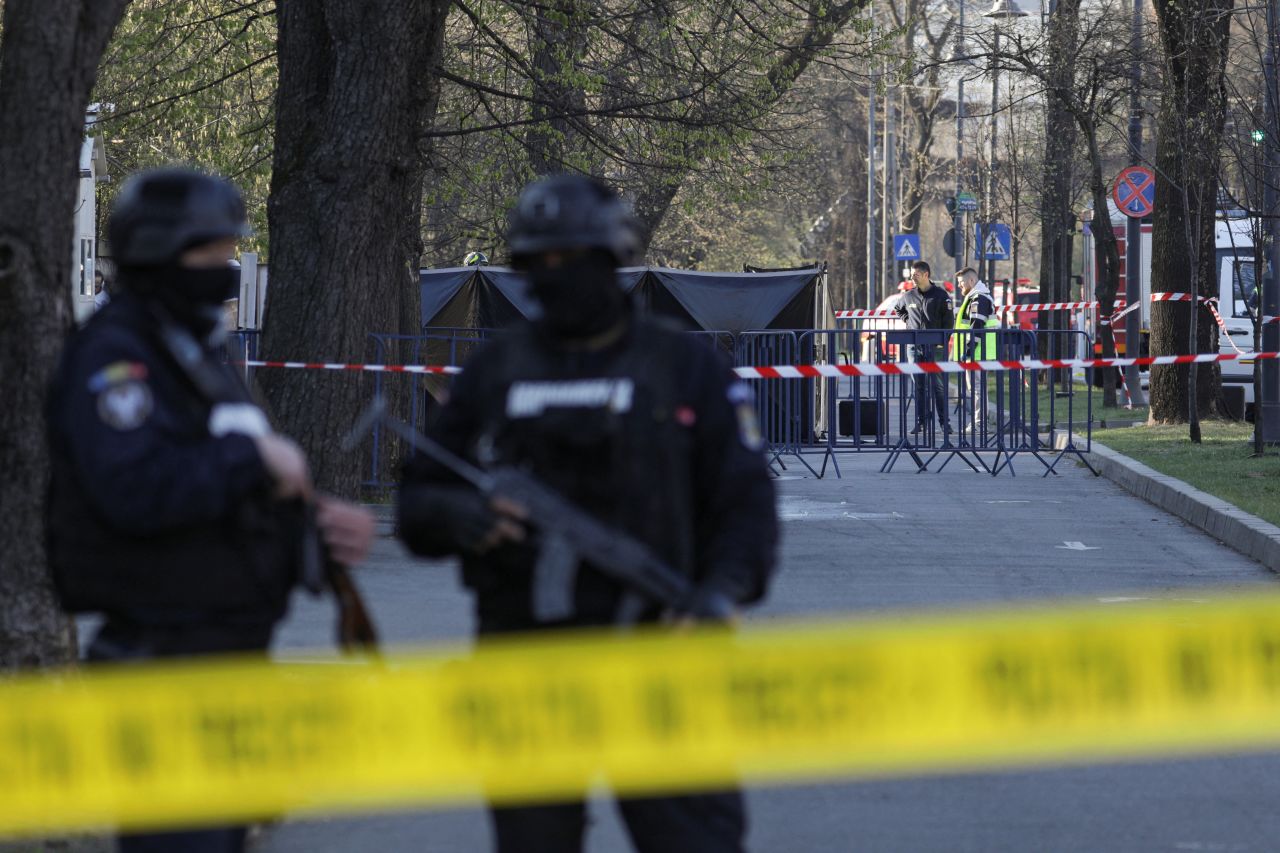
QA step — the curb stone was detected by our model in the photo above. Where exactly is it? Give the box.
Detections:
[1055,431,1280,572]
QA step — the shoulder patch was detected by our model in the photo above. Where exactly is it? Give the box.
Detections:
[88,361,148,394]
[97,381,153,431]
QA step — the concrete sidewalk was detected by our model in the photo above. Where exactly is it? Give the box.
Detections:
[256,441,1280,853]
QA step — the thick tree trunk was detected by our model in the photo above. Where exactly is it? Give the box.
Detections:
[1036,0,1080,368]
[1148,0,1230,424]
[261,0,451,496]
[525,0,591,176]
[0,0,128,670]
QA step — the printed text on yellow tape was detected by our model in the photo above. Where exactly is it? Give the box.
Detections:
[5,593,1280,836]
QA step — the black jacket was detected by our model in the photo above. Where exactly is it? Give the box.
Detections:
[45,292,298,645]
[895,284,955,331]
[398,315,779,632]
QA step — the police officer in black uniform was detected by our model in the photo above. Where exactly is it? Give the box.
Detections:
[895,260,955,440]
[396,174,778,853]
[45,168,375,853]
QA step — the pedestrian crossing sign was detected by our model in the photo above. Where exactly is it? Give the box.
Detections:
[973,223,1012,260]
[894,234,921,261]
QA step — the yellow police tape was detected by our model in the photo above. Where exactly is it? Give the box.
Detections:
[6,590,1280,837]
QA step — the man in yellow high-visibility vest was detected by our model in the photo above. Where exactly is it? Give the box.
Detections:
[953,267,996,358]
[952,267,996,435]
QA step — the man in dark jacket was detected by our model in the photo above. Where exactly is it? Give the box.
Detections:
[895,260,955,441]
[397,174,778,853]
[45,168,374,853]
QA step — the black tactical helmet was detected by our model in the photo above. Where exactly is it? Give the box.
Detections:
[108,168,250,268]
[507,175,643,266]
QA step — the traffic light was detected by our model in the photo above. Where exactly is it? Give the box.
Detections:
[1252,129,1266,144]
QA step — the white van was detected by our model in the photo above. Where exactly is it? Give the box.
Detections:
[1214,216,1259,413]
[1101,205,1259,414]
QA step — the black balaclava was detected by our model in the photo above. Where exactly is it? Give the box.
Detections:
[523,249,626,340]
[121,262,239,342]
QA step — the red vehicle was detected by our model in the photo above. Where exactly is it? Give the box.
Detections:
[989,280,1040,330]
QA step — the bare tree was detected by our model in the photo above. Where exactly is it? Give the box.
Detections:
[975,2,1137,406]
[420,0,875,262]
[0,0,130,670]
[1037,0,1081,367]
[891,0,956,235]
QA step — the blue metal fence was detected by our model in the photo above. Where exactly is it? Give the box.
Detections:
[229,324,1096,486]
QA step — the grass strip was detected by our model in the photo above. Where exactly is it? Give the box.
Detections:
[1094,421,1280,528]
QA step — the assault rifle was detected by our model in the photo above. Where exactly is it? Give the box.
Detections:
[347,399,730,625]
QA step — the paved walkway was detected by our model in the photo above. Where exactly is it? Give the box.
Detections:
[259,451,1280,852]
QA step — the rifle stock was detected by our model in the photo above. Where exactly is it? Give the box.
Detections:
[327,556,380,653]
[302,503,380,653]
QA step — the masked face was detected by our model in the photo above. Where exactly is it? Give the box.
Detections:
[120,237,241,343]
[521,250,625,339]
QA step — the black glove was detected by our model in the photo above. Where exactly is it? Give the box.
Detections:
[397,484,499,556]
[678,583,738,622]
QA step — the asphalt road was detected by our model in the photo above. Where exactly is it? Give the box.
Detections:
[257,452,1280,853]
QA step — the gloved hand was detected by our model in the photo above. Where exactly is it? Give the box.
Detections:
[677,582,739,624]
[397,485,526,556]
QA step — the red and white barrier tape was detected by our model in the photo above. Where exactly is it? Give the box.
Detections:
[1150,291,1197,303]
[995,301,1099,313]
[241,352,1277,381]
[1117,369,1134,409]
[1202,298,1245,354]
[728,352,1276,378]
[834,309,898,318]
[836,302,1107,318]
[242,360,462,375]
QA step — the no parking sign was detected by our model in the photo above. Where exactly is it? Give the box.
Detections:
[1112,166,1155,218]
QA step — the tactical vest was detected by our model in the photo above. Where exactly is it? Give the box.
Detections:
[464,319,697,620]
[45,302,299,616]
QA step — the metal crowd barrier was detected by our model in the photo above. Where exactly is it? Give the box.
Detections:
[796,325,1095,478]
[222,329,260,382]
[734,331,816,475]
[225,323,1095,486]
[362,329,493,488]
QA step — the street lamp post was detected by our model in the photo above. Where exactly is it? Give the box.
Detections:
[954,0,967,275]
[1123,0,1147,406]
[866,45,879,312]
[1262,0,1280,441]
[984,0,1028,294]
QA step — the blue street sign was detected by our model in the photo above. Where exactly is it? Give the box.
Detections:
[974,223,1012,260]
[893,233,921,261]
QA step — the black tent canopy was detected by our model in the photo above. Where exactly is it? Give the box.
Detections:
[418,266,825,334]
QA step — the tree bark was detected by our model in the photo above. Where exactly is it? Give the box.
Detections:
[260,0,451,496]
[1148,0,1230,424]
[1036,0,1080,368]
[0,0,129,671]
